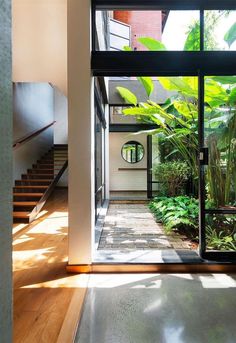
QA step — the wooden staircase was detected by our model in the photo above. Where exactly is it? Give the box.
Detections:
[13,144,68,223]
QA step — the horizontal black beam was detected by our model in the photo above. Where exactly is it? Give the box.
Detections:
[94,0,236,10]
[92,51,236,76]
[109,124,157,132]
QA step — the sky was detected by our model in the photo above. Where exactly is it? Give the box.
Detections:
[162,10,236,51]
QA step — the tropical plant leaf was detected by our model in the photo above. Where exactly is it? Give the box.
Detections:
[184,21,200,51]
[173,100,198,119]
[158,77,198,98]
[116,87,137,105]
[229,87,236,105]
[123,107,167,127]
[138,37,167,51]
[123,46,132,51]
[224,22,236,47]
[137,76,154,97]
[211,76,236,84]
[205,79,228,107]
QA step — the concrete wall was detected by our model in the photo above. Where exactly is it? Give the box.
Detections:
[12,0,67,95]
[109,79,172,105]
[53,87,68,145]
[109,132,147,191]
[13,83,54,182]
[0,0,13,341]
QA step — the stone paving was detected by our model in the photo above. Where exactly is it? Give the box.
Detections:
[98,204,191,250]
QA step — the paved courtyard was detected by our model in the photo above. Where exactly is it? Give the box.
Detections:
[98,204,191,250]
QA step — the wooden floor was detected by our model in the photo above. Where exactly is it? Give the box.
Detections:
[13,188,87,343]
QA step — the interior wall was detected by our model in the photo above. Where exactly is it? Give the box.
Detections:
[53,87,68,144]
[0,1,13,341]
[12,0,67,95]
[53,86,68,187]
[13,83,54,182]
[109,132,147,191]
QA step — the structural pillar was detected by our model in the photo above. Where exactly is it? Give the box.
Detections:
[0,0,13,341]
[68,0,94,265]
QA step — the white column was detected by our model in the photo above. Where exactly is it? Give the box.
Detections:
[68,0,94,265]
[0,0,13,341]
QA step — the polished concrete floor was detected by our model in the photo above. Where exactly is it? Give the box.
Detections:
[75,273,236,343]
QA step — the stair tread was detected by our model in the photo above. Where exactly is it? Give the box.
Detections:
[13,193,44,196]
[14,185,48,189]
[13,212,31,218]
[22,175,54,178]
[16,179,52,182]
[14,201,37,206]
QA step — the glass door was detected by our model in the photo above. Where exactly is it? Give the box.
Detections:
[199,75,236,260]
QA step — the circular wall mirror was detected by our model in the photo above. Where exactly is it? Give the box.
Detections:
[121,141,144,164]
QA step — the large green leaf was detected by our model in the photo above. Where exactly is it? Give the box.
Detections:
[123,46,132,51]
[122,106,168,127]
[211,76,236,85]
[184,21,200,51]
[205,79,228,107]
[224,22,236,47]
[116,87,137,105]
[173,100,198,119]
[158,77,198,98]
[229,87,236,105]
[138,37,167,51]
[137,76,154,97]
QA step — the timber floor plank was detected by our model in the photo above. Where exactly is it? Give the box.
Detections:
[13,188,87,343]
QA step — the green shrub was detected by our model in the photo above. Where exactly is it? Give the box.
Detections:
[206,215,236,251]
[149,196,199,237]
[149,197,236,250]
[153,161,191,196]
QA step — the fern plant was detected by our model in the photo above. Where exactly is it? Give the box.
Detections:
[149,196,199,236]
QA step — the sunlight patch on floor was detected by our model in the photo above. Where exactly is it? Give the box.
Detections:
[21,274,89,289]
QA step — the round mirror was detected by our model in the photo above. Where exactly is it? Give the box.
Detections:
[121,141,144,164]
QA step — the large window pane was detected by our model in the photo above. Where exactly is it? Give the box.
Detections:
[206,214,236,252]
[204,76,236,210]
[95,10,200,51]
[204,11,236,51]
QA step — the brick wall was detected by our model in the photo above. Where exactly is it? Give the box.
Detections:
[114,11,162,50]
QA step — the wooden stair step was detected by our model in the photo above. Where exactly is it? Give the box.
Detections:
[14,185,48,189]
[22,174,54,179]
[27,169,58,174]
[14,201,37,206]
[32,166,63,170]
[13,193,44,197]
[33,163,63,169]
[40,160,67,163]
[15,179,52,184]
[13,212,31,218]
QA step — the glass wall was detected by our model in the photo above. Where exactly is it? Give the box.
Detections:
[94,81,106,221]
[204,11,236,51]
[95,10,200,51]
[204,75,236,252]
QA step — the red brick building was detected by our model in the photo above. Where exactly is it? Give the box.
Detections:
[114,11,163,50]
